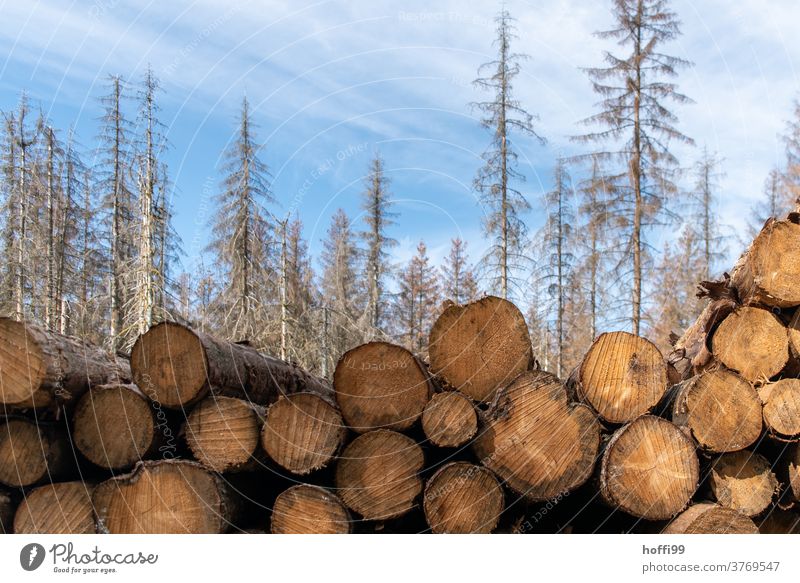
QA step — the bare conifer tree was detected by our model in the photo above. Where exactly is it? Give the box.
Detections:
[690,148,726,280]
[394,241,439,354]
[439,238,479,304]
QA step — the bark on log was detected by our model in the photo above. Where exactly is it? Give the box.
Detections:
[711,307,789,383]
[423,462,503,533]
[790,309,800,360]
[428,296,534,403]
[0,317,130,407]
[184,396,263,473]
[271,485,351,534]
[421,391,477,448]
[335,429,424,521]
[0,418,70,487]
[473,370,600,501]
[93,460,238,533]
[73,384,157,470]
[131,322,331,409]
[600,416,699,520]
[334,342,432,433]
[261,392,345,475]
[664,503,759,534]
[760,379,800,441]
[14,481,95,534]
[670,294,737,380]
[573,331,668,424]
[758,509,800,533]
[789,444,800,504]
[0,487,14,533]
[671,369,762,453]
[709,450,779,517]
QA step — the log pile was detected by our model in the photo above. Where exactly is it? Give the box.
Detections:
[2,213,800,534]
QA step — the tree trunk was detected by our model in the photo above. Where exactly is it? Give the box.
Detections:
[423,462,503,533]
[572,331,668,424]
[664,503,758,534]
[428,295,534,403]
[599,416,699,520]
[0,487,14,534]
[473,370,600,501]
[760,379,800,441]
[0,418,71,487]
[261,392,345,475]
[271,484,351,534]
[709,450,778,517]
[131,322,331,408]
[711,307,789,382]
[93,460,239,533]
[670,369,762,453]
[183,396,263,473]
[335,429,424,521]
[333,342,432,433]
[0,317,130,407]
[421,391,477,448]
[13,481,96,534]
[72,384,157,470]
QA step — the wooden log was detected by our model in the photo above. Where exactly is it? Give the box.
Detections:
[789,444,800,504]
[760,379,800,441]
[729,215,800,308]
[0,487,14,533]
[709,450,778,517]
[423,462,503,533]
[93,460,238,533]
[428,296,534,403]
[600,416,699,520]
[13,481,95,534]
[421,391,477,448]
[573,331,668,424]
[664,503,759,534]
[335,429,424,521]
[131,322,331,409]
[0,418,70,487]
[270,485,351,534]
[72,384,157,470]
[184,396,262,473]
[790,309,800,360]
[758,508,800,533]
[710,307,789,382]
[334,342,432,433]
[670,293,737,380]
[0,317,130,407]
[671,369,762,453]
[261,392,345,475]
[473,370,600,501]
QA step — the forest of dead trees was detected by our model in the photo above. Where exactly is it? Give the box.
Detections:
[2,0,800,381]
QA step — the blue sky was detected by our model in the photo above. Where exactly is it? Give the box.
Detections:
[2,0,799,283]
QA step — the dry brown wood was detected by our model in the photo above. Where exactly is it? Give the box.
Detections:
[671,369,762,453]
[0,417,70,487]
[0,487,14,533]
[709,450,778,517]
[261,392,345,475]
[0,317,130,407]
[131,322,331,409]
[14,481,95,534]
[421,391,477,448]
[423,462,503,533]
[600,416,699,521]
[93,460,238,533]
[670,293,737,380]
[711,307,789,382]
[72,384,157,470]
[473,370,600,501]
[270,484,351,534]
[428,296,534,403]
[789,444,800,504]
[184,396,262,473]
[758,508,800,533]
[573,331,668,424]
[790,309,800,360]
[760,379,800,441]
[335,429,424,521]
[333,342,432,433]
[664,503,759,534]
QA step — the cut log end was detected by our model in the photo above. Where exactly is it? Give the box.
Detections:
[185,396,261,473]
[262,392,345,475]
[421,391,477,448]
[335,429,424,521]
[271,485,351,534]
[473,370,600,501]
[710,450,778,517]
[664,503,759,534]
[0,319,46,405]
[0,418,66,488]
[711,307,789,382]
[14,481,95,534]
[423,462,503,533]
[760,379,800,440]
[577,331,668,424]
[0,488,14,533]
[600,416,699,521]
[428,295,533,403]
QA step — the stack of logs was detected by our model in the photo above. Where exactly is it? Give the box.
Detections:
[2,214,800,535]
